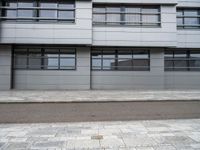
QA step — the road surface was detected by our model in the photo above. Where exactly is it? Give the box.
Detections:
[0,101,200,123]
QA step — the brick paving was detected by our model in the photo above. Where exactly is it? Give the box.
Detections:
[0,90,200,103]
[0,119,200,150]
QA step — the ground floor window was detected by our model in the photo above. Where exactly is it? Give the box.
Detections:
[14,47,76,70]
[164,50,200,71]
[91,49,150,71]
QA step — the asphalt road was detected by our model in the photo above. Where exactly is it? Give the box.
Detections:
[0,101,200,123]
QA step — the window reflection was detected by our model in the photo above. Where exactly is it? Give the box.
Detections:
[177,8,200,29]
[164,50,200,71]
[14,48,76,70]
[103,59,116,70]
[44,58,59,69]
[58,11,74,19]
[91,49,150,71]
[93,5,160,26]
[2,0,75,22]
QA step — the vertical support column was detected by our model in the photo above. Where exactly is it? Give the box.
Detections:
[0,45,12,90]
[76,47,91,90]
[150,48,165,89]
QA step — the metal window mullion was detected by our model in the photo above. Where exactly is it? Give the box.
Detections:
[105,6,107,25]
[120,6,125,25]
[132,50,134,71]
[199,10,200,28]
[172,51,175,71]
[41,48,44,70]
[182,10,184,28]
[57,0,58,21]
[183,9,185,29]
[58,49,60,70]
[148,50,150,71]
[115,50,118,70]
[140,8,142,26]
[16,1,19,18]
[27,48,29,70]
[35,0,39,21]
[188,50,190,71]
[101,50,103,70]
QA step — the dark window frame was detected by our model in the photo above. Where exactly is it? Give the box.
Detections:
[93,4,161,27]
[91,49,150,71]
[177,8,200,29]
[0,0,76,23]
[164,50,200,71]
[14,47,76,70]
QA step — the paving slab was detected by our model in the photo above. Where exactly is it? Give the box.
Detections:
[0,90,200,103]
[0,119,200,150]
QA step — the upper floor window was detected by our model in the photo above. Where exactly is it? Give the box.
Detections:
[93,5,161,27]
[1,0,75,23]
[177,8,200,29]
[165,50,200,71]
[14,47,76,70]
[92,49,150,71]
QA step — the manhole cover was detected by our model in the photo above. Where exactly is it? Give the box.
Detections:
[91,135,103,140]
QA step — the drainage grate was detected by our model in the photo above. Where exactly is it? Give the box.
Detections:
[91,135,103,140]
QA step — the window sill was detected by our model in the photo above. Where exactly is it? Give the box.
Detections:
[14,69,77,71]
[1,20,76,25]
[93,24,161,28]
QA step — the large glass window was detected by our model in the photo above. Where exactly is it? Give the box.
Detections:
[164,50,200,71]
[14,47,76,70]
[177,8,200,29]
[1,0,75,22]
[93,5,160,27]
[91,49,150,71]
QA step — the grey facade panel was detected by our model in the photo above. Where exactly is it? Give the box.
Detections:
[91,49,165,90]
[0,0,200,90]
[0,46,11,90]
[13,47,91,90]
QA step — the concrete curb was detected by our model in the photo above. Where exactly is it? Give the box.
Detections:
[0,99,200,104]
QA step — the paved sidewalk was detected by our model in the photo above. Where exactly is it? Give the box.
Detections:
[0,90,200,103]
[0,119,200,150]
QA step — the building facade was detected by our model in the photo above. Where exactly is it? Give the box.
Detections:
[0,0,200,90]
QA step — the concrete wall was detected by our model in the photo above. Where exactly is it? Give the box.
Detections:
[91,48,165,90]
[14,47,91,90]
[92,5,177,47]
[0,45,11,90]
[0,1,92,45]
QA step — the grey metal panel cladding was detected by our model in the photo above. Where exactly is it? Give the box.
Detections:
[0,1,92,45]
[0,46,11,90]
[14,47,91,90]
[91,72,165,90]
[92,5,177,47]
[91,49,165,90]
[91,49,200,90]
[164,72,200,89]
[93,0,178,4]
